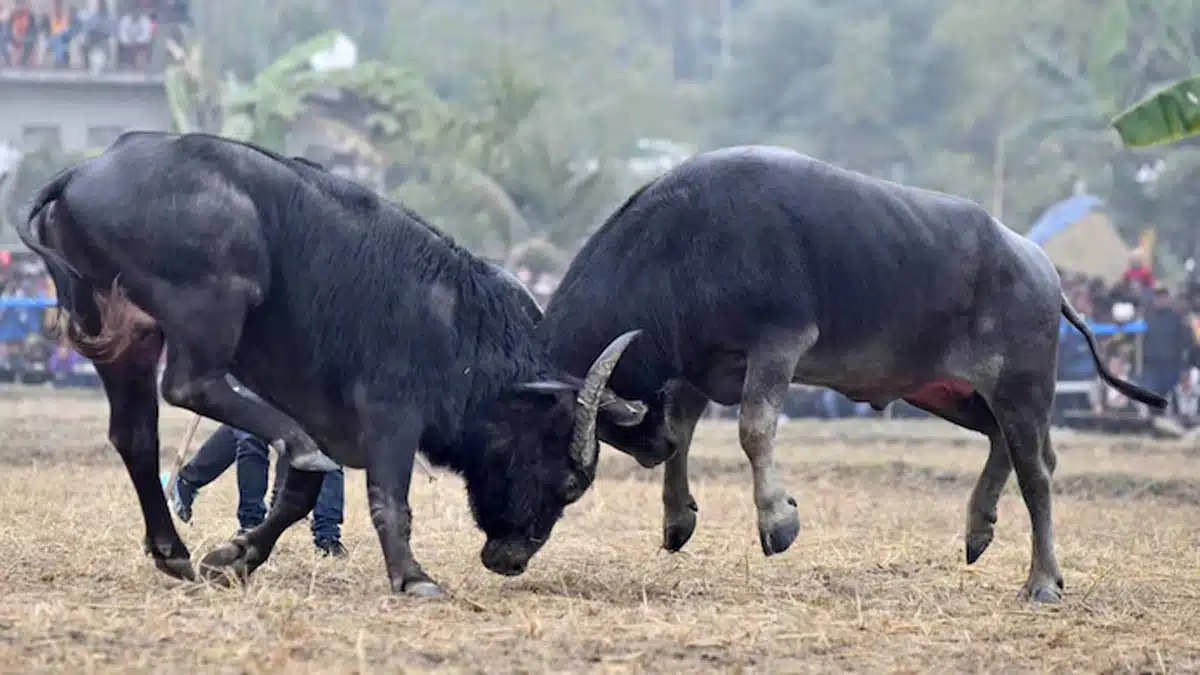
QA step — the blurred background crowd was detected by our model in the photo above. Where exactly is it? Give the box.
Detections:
[1,0,187,72]
[2,0,1198,436]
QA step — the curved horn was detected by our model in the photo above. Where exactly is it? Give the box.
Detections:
[568,329,643,471]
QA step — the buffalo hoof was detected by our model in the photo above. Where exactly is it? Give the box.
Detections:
[154,556,197,582]
[198,539,256,587]
[662,500,699,553]
[144,535,196,581]
[758,496,800,556]
[401,580,446,598]
[1019,575,1065,604]
[965,530,994,565]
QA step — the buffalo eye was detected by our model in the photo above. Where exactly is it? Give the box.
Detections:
[559,471,586,503]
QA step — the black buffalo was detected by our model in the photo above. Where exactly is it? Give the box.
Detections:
[537,145,1166,603]
[16,131,648,596]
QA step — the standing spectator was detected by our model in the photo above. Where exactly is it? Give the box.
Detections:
[78,0,115,72]
[1121,249,1157,299]
[116,7,152,69]
[45,0,75,68]
[116,8,136,68]
[162,378,347,556]
[131,9,152,68]
[6,0,38,67]
[0,250,10,294]
[163,424,347,556]
[1141,284,1195,408]
[1,4,10,67]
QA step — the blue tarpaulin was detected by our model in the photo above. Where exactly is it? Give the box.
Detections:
[1026,194,1106,245]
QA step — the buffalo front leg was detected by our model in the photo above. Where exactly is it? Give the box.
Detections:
[661,381,712,552]
[991,375,1063,603]
[95,332,196,581]
[159,343,338,473]
[358,401,441,597]
[199,466,325,585]
[740,328,816,556]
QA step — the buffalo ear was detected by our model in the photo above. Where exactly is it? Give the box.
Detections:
[599,396,647,427]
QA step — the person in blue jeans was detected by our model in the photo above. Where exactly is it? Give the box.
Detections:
[161,423,347,557]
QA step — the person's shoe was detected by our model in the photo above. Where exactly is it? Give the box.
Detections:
[314,537,347,557]
[159,472,195,524]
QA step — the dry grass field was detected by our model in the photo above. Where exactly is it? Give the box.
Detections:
[0,386,1197,673]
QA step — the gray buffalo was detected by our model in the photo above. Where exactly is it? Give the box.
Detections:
[537,145,1166,603]
[16,131,649,596]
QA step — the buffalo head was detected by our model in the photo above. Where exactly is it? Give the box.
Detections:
[464,330,647,577]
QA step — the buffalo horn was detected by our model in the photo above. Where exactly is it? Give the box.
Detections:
[568,329,642,472]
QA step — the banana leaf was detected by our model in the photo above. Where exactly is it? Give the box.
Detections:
[1111,75,1200,147]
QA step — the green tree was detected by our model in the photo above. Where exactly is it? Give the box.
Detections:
[388,65,623,271]
[167,29,436,154]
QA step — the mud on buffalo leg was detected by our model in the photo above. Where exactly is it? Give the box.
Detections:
[989,371,1063,603]
[661,381,713,553]
[199,467,324,585]
[158,320,338,474]
[95,328,196,581]
[357,401,441,597]
[739,326,818,556]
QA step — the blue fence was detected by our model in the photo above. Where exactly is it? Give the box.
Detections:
[1,298,1145,395]
[3,298,1152,345]
[0,297,54,342]
[1061,317,1146,336]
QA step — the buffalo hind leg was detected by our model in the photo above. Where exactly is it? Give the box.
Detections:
[358,398,442,597]
[965,436,1013,564]
[903,391,1013,565]
[990,372,1063,603]
[199,467,325,585]
[661,381,713,552]
[94,327,196,581]
[158,305,338,473]
[740,327,817,555]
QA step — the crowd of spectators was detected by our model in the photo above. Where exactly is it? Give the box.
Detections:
[5,245,1200,431]
[0,251,94,387]
[0,0,188,72]
[1056,249,1200,427]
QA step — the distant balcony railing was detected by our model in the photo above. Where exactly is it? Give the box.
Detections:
[0,13,183,85]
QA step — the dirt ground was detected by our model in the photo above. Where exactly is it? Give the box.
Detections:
[0,386,1197,674]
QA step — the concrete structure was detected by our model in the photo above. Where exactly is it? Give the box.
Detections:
[0,68,170,153]
[0,68,169,249]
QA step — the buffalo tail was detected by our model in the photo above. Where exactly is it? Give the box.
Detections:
[15,167,156,363]
[1060,294,1168,409]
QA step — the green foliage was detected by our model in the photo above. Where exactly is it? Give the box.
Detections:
[385,65,624,270]
[1111,75,1200,147]
[179,0,1200,272]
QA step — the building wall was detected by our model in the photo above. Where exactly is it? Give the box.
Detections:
[0,75,170,153]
